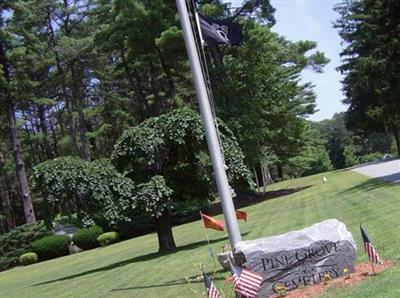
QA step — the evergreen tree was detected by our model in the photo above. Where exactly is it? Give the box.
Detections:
[1,2,36,223]
[335,0,400,155]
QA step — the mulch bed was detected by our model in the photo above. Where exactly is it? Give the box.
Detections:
[270,260,394,298]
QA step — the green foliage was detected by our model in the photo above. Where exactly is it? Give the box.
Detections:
[53,213,82,228]
[213,21,328,177]
[97,232,120,247]
[32,235,70,260]
[112,107,252,218]
[19,252,38,266]
[343,145,359,168]
[32,157,88,206]
[199,3,224,17]
[84,159,136,225]
[335,0,400,155]
[72,226,103,250]
[287,128,332,178]
[314,113,392,169]
[136,176,173,218]
[112,107,252,250]
[359,152,383,164]
[0,221,51,271]
[32,157,136,227]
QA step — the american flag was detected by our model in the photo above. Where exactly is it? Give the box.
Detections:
[203,273,221,298]
[360,225,382,264]
[230,264,263,298]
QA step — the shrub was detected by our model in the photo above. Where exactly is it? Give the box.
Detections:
[32,235,70,260]
[97,232,120,246]
[0,221,51,271]
[72,226,103,250]
[54,213,82,228]
[19,252,38,266]
[359,152,383,164]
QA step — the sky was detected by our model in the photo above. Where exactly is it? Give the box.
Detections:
[229,0,348,121]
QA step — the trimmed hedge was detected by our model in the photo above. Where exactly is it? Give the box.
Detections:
[72,226,103,250]
[32,235,70,260]
[19,252,38,266]
[97,232,119,246]
[0,221,51,271]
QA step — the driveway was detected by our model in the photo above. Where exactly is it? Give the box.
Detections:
[351,159,400,183]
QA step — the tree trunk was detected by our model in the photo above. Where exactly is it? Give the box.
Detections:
[38,105,53,160]
[0,40,36,224]
[261,162,272,193]
[46,9,80,157]
[392,126,400,157]
[154,210,176,252]
[6,102,36,224]
[253,167,259,191]
[277,162,283,180]
[156,46,176,100]
[148,61,163,116]
[0,151,16,231]
[70,62,91,161]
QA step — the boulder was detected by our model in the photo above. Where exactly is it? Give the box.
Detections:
[234,219,357,297]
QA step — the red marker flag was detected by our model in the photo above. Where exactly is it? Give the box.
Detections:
[201,212,225,231]
[236,210,247,221]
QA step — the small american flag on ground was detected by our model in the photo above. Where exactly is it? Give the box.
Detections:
[360,225,382,264]
[230,264,263,298]
[203,273,221,298]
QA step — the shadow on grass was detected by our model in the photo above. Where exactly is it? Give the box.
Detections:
[338,177,397,196]
[110,269,227,292]
[32,235,244,287]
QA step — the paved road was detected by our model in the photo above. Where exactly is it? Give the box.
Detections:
[351,159,400,183]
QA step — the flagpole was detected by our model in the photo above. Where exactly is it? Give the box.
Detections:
[371,262,376,275]
[176,0,242,249]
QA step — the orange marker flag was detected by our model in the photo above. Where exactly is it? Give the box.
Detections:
[236,210,247,221]
[201,212,225,231]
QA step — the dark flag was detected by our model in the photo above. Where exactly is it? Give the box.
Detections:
[360,225,382,264]
[203,273,221,298]
[198,14,243,46]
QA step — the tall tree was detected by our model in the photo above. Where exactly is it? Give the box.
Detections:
[112,108,252,251]
[212,20,328,181]
[0,4,36,223]
[335,0,400,155]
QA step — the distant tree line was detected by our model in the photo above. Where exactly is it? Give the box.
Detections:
[314,113,394,170]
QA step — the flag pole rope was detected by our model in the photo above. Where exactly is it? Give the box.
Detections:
[186,0,228,166]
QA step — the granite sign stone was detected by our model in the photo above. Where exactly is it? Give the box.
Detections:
[234,219,357,297]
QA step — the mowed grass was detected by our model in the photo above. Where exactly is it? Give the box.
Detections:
[1,170,399,298]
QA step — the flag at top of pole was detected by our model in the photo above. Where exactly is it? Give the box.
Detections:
[176,0,242,248]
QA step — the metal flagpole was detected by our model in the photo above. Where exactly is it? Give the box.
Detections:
[176,0,242,248]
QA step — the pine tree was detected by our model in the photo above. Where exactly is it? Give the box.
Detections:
[1,3,36,223]
[335,0,400,155]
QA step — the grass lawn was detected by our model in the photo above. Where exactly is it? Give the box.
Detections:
[1,170,399,297]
